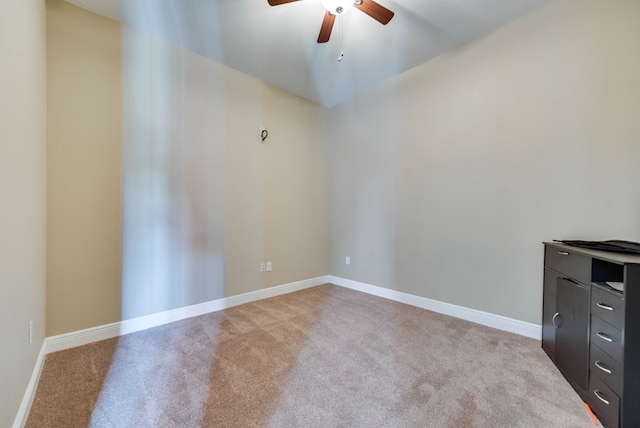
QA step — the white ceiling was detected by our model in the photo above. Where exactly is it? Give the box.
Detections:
[67,0,555,107]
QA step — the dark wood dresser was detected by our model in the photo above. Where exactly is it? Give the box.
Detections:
[542,242,640,428]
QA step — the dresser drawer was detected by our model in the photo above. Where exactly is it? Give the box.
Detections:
[591,315,623,363]
[588,373,620,428]
[591,285,624,330]
[545,246,591,285]
[590,343,623,397]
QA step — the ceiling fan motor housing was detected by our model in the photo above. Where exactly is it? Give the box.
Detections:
[322,0,355,15]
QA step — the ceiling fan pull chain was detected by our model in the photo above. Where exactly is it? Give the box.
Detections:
[338,15,344,62]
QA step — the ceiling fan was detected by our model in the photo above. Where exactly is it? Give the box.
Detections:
[267,0,395,43]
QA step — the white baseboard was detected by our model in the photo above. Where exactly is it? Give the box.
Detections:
[45,274,540,354]
[45,275,330,354]
[12,341,46,428]
[328,276,541,340]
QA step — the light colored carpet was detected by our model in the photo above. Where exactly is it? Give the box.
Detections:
[27,284,594,427]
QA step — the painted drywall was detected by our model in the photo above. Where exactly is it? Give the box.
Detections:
[326,0,640,324]
[261,84,329,288]
[120,29,328,319]
[47,1,329,331]
[46,0,123,335]
[44,0,640,336]
[0,0,47,425]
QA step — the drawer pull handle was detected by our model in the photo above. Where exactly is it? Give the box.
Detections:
[596,302,614,311]
[596,332,613,343]
[595,361,612,374]
[552,313,560,328]
[594,390,610,405]
[557,251,569,256]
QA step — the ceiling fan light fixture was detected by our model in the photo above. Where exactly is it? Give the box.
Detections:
[322,0,354,15]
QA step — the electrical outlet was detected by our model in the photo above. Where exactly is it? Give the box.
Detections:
[260,263,266,272]
[29,320,33,344]
[345,256,350,265]
[266,262,272,271]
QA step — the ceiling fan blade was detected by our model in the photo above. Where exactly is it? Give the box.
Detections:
[354,0,394,25]
[267,0,301,6]
[317,11,336,43]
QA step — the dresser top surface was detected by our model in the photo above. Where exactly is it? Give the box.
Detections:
[544,241,640,265]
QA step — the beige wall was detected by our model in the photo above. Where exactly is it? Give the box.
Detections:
[42,0,640,336]
[262,84,329,288]
[47,1,329,331]
[47,0,122,335]
[326,0,640,324]
[0,0,47,425]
